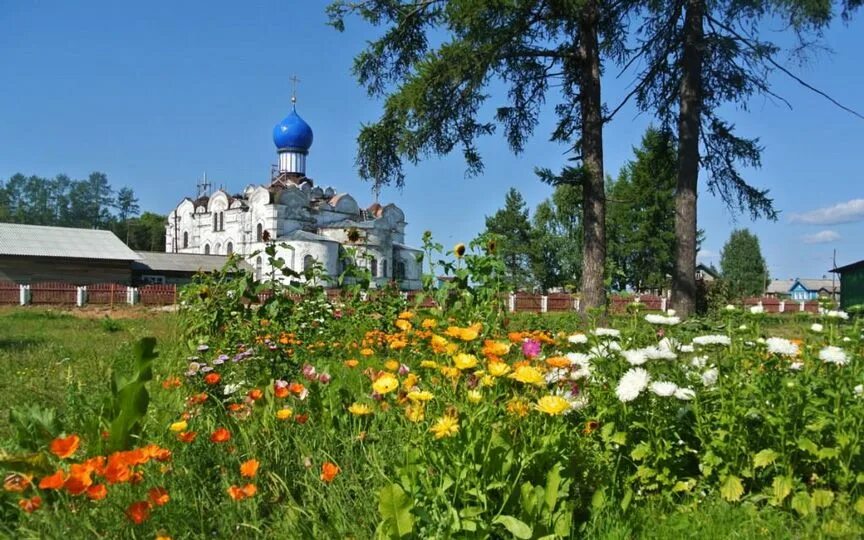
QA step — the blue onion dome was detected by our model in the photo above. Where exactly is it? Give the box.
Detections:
[273,109,314,152]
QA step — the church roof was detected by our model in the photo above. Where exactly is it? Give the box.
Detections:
[394,242,423,252]
[273,109,314,152]
[319,219,377,229]
[132,251,251,273]
[0,223,141,261]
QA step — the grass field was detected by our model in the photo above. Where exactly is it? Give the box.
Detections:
[2,307,862,538]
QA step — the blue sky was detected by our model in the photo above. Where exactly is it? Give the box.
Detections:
[1,1,862,280]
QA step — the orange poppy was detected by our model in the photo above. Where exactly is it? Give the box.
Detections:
[177,431,198,444]
[82,456,106,476]
[86,484,108,501]
[122,448,149,466]
[204,373,222,385]
[545,356,571,369]
[227,483,257,501]
[239,459,259,478]
[210,427,231,443]
[320,461,340,483]
[129,471,145,485]
[103,460,131,484]
[126,501,151,524]
[38,470,66,490]
[148,486,170,507]
[247,388,263,401]
[294,414,309,424]
[63,469,93,495]
[161,377,182,389]
[49,434,80,459]
[18,496,41,513]
[274,385,290,398]
[3,473,32,493]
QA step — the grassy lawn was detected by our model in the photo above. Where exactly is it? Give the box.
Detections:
[0,307,178,442]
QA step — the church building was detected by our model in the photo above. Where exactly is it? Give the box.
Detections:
[165,98,422,289]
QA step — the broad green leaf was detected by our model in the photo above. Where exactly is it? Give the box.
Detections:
[817,447,839,460]
[672,479,695,493]
[720,475,744,502]
[621,488,633,511]
[797,437,819,456]
[591,488,607,510]
[791,492,814,516]
[770,475,793,505]
[854,496,864,515]
[753,449,779,469]
[378,484,414,538]
[630,442,651,461]
[609,431,627,445]
[544,465,561,511]
[493,515,532,539]
[813,489,834,509]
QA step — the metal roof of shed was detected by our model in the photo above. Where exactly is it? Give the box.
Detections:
[0,223,141,261]
[132,251,251,273]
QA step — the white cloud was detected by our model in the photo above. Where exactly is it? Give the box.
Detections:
[802,230,840,244]
[789,199,864,225]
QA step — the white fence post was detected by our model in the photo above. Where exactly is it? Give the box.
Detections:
[779,301,785,313]
[128,287,139,305]
[76,286,87,307]
[508,293,515,313]
[799,301,805,312]
[660,297,667,312]
[541,295,548,313]
[574,297,581,312]
[19,284,30,306]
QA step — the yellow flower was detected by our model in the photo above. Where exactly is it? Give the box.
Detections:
[348,403,373,416]
[372,373,399,395]
[509,365,545,386]
[360,348,375,357]
[479,375,495,388]
[430,335,450,353]
[506,398,530,418]
[429,415,460,439]
[344,359,359,368]
[467,390,483,404]
[394,319,413,332]
[420,360,439,369]
[421,318,437,329]
[276,408,293,420]
[405,405,425,423]
[169,420,188,433]
[454,243,466,258]
[482,340,511,357]
[398,311,414,320]
[407,390,434,402]
[401,373,419,390]
[535,395,571,415]
[487,361,512,377]
[385,360,400,372]
[453,353,479,371]
[439,366,461,381]
[545,356,571,369]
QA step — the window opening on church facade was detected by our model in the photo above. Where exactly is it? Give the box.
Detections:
[303,255,314,273]
[382,259,387,278]
[226,242,233,255]
[204,244,211,255]
[256,223,263,242]
[183,232,188,249]
[370,257,378,278]
[256,257,262,280]
[395,261,406,280]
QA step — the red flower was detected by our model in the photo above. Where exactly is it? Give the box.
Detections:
[210,427,231,443]
[177,431,198,443]
[126,501,151,524]
[86,484,108,501]
[18,496,41,513]
[148,486,170,506]
[49,434,80,459]
[204,373,222,385]
[227,483,257,501]
[320,461,340,483]
[38,470,66,490]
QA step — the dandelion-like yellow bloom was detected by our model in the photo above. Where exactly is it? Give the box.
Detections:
[482,340,511,357]
[487,361,512,377]
[453,353,479,370]
[421,318,437,329]
[479,375,495,388]
[397,311,414,320]
[506,398,530,417]
[385,360,400,372]
[407,390,434,402]
[420,360,439,369]
[509,365,545,385]
[545,356,571,369]
[348,403,373,416]
[401,374,419,390]
[439,366,461,381]
[467,390,483,404]
[389,339,407,350]
[405,405,425,423]
[360,348,375,357]
[535,395,571,416]
[430,415,460,439]
[276,408,293,420]
[430,335,450,353]
[169,420,188,433]
[344,359,359,368]
[372,373,399,395]
[395,319,413,332]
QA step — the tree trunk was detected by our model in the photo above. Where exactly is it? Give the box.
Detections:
[578,0,606,313]
[671,0,703,318]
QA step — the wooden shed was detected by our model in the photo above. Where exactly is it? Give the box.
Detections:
[0,223,139,284]
[131,251,250,285]
[831,259,864,310]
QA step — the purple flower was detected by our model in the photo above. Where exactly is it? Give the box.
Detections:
[232,353,245,363]
[302,364,317,381]
[213,354,229,365]
[522,339,542,359]
[200,365,213,373]
[398,363,410,376]
[317,373,332,384]
[197,344,209,352]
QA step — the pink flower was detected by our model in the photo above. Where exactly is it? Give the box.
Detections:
[522,339,541,359]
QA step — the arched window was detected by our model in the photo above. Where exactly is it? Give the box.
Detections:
[256,223,263,242]
[370,257,378,278]
[382,259,388,278]
[226,242,233,255]
[213,213,218,232]
[219,212,224,231]
[396,261,406,280]
[182,231,188,248]
[255,257,263,280]
[303,254,315,273]
[204,244,211,255]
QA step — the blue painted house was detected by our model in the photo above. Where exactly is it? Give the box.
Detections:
[767,278,839,301]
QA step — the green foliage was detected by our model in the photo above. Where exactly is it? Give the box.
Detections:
[484,188,534,291]
[720,229,768,298]
[531,184,582,292]
[100,316,123,333]
[104,337,157,452]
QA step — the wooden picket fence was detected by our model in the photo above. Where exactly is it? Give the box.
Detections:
[0,281,19,305]
[30,282,77,305]
[87,283,128,306]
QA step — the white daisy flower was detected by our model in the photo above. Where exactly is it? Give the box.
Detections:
[568,333,588,345]
[819,346,849,366]
[810,323,823,333]
[701,368,719,387]
[674,387,696,400]
[616,367,650,403]
[765,337,799,357]
[594,328,621,338]
[692,335,731,346]
[650,381,678,397]
[645,314,681,325]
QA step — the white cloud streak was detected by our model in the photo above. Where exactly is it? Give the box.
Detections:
[802,230,840,244]
[789,199,864,225]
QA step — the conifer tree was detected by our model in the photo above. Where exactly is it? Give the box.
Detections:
[720,229,768,298]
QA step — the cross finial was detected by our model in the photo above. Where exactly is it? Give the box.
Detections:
[290,75,301,107]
